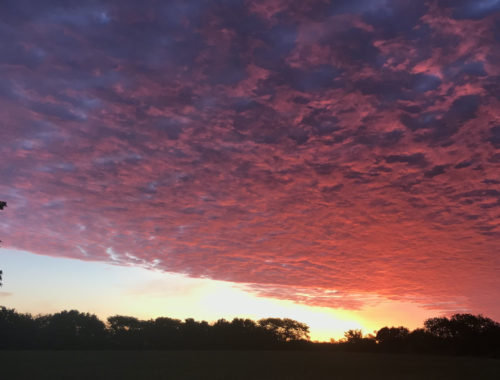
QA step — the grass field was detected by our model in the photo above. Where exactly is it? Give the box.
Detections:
[1,350,499,379]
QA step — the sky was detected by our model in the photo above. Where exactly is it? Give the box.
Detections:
[1,0,500,340]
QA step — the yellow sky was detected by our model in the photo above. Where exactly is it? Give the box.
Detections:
[0,248,435,341]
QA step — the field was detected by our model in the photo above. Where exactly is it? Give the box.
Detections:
[1,350,499,379]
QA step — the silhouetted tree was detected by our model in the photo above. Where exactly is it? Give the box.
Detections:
[376,326,410,352]
[180,318,211,349]
[2,305,500,355]
[343,329,363,343]
[211,318,274,349]
[341,329,377,351]
[258,318,310,342]
[403,328,435,353]
[107,315,143,332]
[37,310,106,349]
[0,306,38,349]
[424,313,500,355]
[143,317,182,349]
[424,316,453,339]
[107,315,144,349]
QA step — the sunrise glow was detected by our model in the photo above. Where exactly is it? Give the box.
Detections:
[1,0,500,343]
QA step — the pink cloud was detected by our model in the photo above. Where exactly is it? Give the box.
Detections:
[1,0,499,318]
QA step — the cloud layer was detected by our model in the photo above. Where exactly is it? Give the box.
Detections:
[1,0,499,317]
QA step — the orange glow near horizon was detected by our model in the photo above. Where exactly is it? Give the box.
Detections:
[1,0,500,339]
[1,249,439,341]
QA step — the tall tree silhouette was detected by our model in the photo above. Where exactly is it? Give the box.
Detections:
[376,326,410,351]
[343,329,363,343]
[424,313,500,355]
[258,318,310,342]
[0,201,5,286]
[37,310,107,349]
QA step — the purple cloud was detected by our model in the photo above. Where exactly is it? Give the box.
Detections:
[1,0,500,318]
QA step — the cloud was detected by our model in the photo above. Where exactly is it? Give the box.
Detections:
[385,153,429,167]
[437,0,500,20]
[424,164,449,178]
[488,125,500,148]
[1,0,500,318]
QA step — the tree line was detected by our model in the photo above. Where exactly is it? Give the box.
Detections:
[1,307,500,356]
[337,313,500,356]
[0,307,309,350]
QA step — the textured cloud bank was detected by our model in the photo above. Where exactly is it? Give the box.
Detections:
[1,0,499,316]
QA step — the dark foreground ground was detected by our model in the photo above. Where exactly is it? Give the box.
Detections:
[0,350,499,380]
